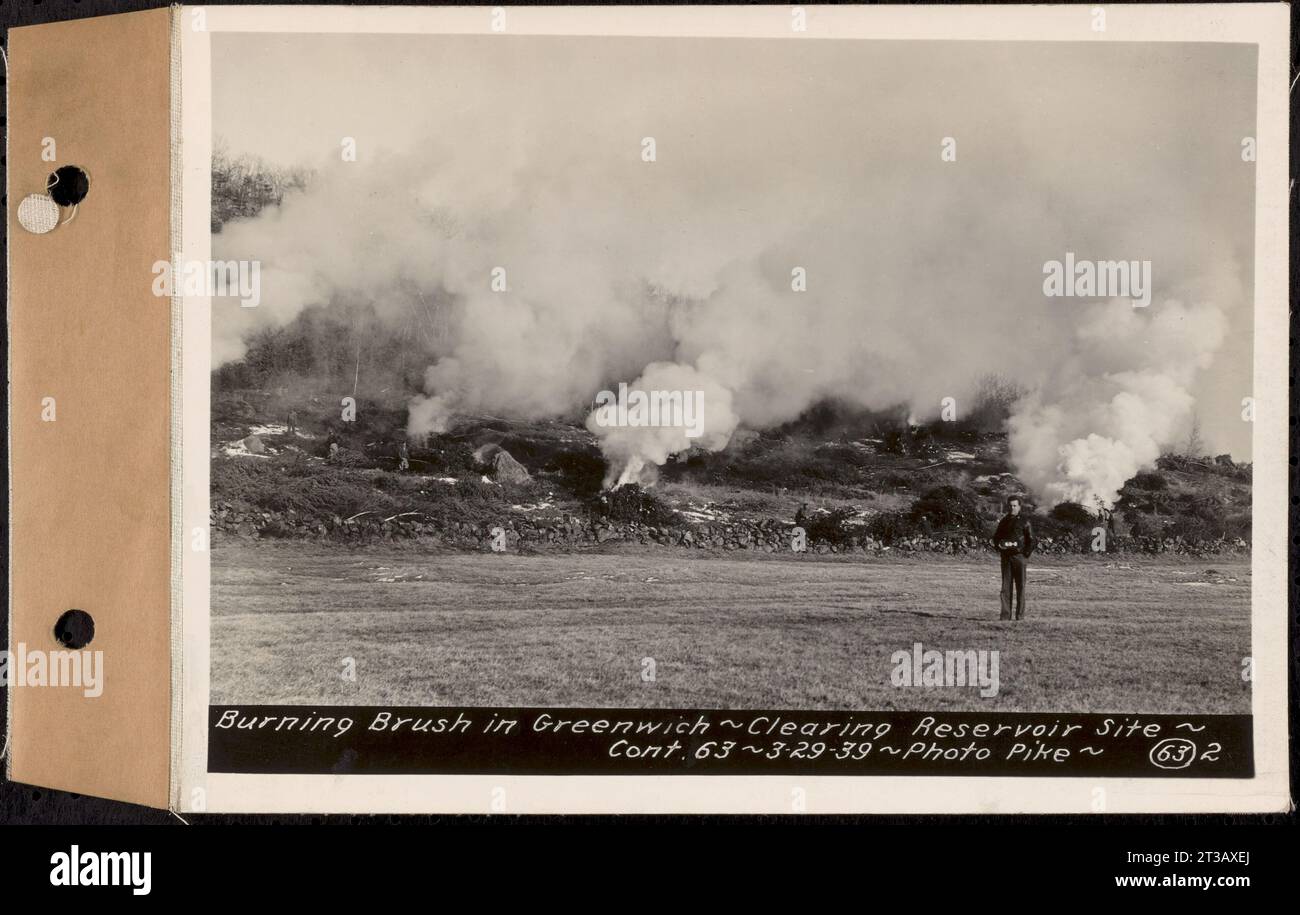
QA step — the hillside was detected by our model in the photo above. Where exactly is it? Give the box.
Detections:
[209,154,1251,556]
[210,387,1251,555]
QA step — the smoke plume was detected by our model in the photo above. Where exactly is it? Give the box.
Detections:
[1008,298,1228,508]
[211,38,1254,499]
[585,362,738,488]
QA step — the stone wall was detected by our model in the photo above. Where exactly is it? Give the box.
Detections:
[211,502,1250,556]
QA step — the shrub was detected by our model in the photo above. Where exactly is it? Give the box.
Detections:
[1025,509,1081,540]
[592,484,679,527]
[547,451,611,497]
[716,441,866,490]
[866,510,918,544]
[212,393,257,424]
[1127,515,1154,539]
[328,446,369,468]
[907,485,983,533]
[804,507,856,545]
[1219,512,1251,541]
[813,444,873,470]
[1131,471,1167,491]
[212,457,400,518]
[411,441,477,475]
[1048,501,1095,526]
[1167,514,1214,542]
[454,477,501,505]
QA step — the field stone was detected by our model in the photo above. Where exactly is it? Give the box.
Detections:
[492,450,532,485]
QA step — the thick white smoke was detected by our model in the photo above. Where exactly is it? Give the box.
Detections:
[211,39,1253,495]
[213,146,1244,493]
[1008,298,1228,507]
[584,362,739,487]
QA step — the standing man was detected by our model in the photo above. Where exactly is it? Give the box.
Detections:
[992,496,1035,620]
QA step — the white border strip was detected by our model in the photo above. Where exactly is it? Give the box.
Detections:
[179,6,215,814]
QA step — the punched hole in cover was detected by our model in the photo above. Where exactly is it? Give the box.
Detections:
[47,165,90,207]
[53,609,95,649]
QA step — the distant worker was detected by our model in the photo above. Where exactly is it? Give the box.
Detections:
[396,439,410,472]
[287,410,299,435]
[992,496,1035,621]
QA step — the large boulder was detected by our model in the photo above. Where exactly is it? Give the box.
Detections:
[492,449,532,485]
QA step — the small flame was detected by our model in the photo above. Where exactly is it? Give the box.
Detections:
[614,456,646,488]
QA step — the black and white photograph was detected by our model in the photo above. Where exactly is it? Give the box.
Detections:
[206,28,1257,720]
[176,4,1295,810]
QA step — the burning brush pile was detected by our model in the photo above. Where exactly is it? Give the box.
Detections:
[210,393,1252,556]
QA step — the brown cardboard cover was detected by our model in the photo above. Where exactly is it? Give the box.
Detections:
[7,8,173,808]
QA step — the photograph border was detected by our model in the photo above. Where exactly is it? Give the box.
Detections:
[177,3,1290,814]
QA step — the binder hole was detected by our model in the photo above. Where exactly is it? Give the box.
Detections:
[53,609,95,649]
[47,166,90,207]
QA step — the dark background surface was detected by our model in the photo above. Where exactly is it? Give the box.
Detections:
[0,0,1294,830]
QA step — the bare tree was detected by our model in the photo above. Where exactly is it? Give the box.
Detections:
[969,373,1027,432]
[211,137,313,232]
[1184,413,1206,459]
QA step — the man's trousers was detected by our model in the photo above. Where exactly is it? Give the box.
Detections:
[1000,552,1027,620]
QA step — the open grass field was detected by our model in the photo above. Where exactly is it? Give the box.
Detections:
[210,541,1251,713]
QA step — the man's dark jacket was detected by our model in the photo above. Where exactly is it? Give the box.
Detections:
[992,514,1036,557]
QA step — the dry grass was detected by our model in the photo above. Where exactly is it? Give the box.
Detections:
[211,541,1251,713]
